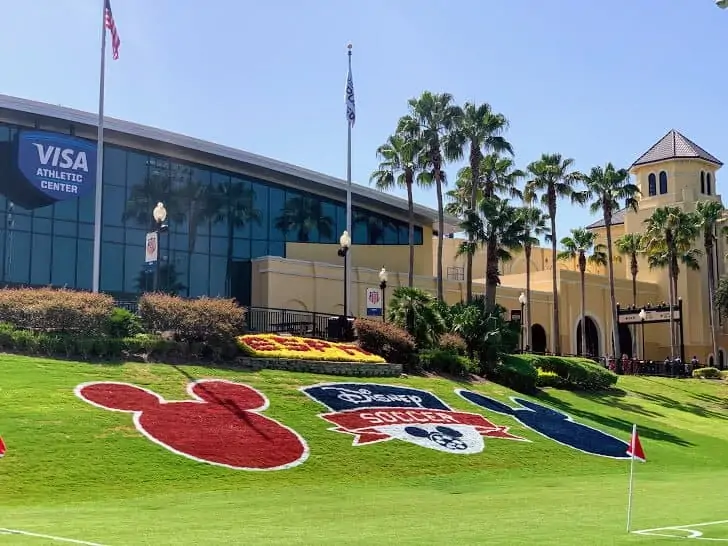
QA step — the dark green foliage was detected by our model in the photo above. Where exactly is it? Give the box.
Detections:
[353,318,417,369]
[105,308,143,338]
[450,298,519,366]
[536,369,564,388]
[387,286,446,347]
[418,348,478,376]
[494,354,538,394]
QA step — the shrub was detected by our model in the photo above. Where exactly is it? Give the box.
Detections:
[105,307,143,338]
[419,348,478,376]
[387,287,446,347]
[693,366,722,379]
[354,318,417,369]
[439,333,467,355]
[493,355,538,394]
[138,293,245,347]
[529,355,618,391]
[0,287,114,335]
[536,369,563,388]
[720,370,728,380]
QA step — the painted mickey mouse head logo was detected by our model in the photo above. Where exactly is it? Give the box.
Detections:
[75,379,309,471]
[405,426,469,451]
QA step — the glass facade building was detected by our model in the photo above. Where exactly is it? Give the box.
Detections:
[0,116,423,305]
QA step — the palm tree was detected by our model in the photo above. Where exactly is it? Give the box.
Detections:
[398,91,461,301]
[558,228,606,356]
[581,163,640,360]
[643,206,701,360]
[387,286,446,346]
[524,153,585,355]
[458,197,525,308]
[447,103,513,302]
[615,233,643,358]
[214,181,261,296]
[694,200,725,365]
[444,171,473,219]
[515,207,551,349]
[370,132,429,287]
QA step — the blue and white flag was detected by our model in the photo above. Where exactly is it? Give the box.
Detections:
[346,64,355,127]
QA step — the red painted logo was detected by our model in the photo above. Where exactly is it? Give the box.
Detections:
[75,379,309,471]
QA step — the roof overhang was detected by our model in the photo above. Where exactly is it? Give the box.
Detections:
[0,94,459,233]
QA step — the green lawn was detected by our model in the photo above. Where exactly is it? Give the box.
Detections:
[1,355,727,545]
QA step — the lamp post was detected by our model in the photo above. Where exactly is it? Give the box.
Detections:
[337,230,351,316]
[639,308,646,360]
[152,202,168,291]
[379,266,388,322]
[518,291,527,352]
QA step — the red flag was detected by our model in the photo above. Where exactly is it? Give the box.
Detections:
[0,435,5,457]
[627,426,646,461]
[105,0,121,60]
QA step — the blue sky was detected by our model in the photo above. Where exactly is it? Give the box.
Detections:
[1,0,726,242]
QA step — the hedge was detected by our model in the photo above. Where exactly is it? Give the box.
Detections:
[138,293,246,346]
[0,287,114,336]
[693,366,722,379]
[354,318,417,369]
[418,348,477,377]
[495,355,539,394]
[524,354,618,391]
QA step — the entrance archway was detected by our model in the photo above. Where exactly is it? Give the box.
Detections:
[719,349,725,370]
[576,317,600,357]
[618,324,633,358]
[531,324,547,353]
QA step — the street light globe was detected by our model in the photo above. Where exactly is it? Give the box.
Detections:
[518,292,527,305]
[152,202,167,224]
[378,267,388,283]
[639,309,647,320]
[339,230,351,248]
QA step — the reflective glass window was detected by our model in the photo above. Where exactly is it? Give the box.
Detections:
[659,171,668,194]
[648,173,656,196]
[268,240,285,258]
[251,240,268,259]
[101,242,124,292]
[189,253,210,297]
[5,231,30,283]
[103,226,124,243]
[76,239,93,290]
[104,147,127,187]
[53,199,78,221]
[54,220,78,238]
[52,236,77,286]
[33,216,52,235]
[269,187,285,241]
[209,256,227,297]
[250,182,269,240]
[232,238,250,259]
[30,234,51,285]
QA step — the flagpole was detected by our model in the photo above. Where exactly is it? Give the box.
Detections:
[345,43,353,317]
[626,423,637,533]
[91,0,108,293]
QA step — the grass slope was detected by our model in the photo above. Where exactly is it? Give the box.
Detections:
[1,355,727,545]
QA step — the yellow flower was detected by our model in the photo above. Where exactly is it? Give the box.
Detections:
[237,334,385,363]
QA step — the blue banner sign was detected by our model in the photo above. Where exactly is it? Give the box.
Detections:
[17,131,97,202]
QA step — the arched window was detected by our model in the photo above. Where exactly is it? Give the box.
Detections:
[701,171,706,194]
[659,171,668,194]
[648,173,657,196]
[707,172,712,195]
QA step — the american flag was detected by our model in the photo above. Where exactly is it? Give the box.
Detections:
[105,0,121,60]
[346,63,355,127]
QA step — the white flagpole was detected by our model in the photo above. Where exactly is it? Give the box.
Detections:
[626,423,636,532]
[345,44,353,316]
[91,0,108,293]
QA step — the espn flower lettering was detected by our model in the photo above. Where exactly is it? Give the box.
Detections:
[33,143,88,193]
[236,334,386,363]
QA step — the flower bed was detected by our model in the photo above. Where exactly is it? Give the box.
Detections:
[237,334,386,363]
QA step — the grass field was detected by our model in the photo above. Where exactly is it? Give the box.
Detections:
[1,355,727,544]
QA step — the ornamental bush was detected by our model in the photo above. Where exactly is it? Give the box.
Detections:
[693,366,722,379]
[353,318,416,368]
[519,354,617,391]
[418,348,477,377]
[536,369,563,389]
[139,293,246,347]
[0,287,114,336]
[438,333,467,355]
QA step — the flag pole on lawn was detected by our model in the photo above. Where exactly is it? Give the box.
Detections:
[92,0,121,292]
[626,423,646,533]
[344,43,355,316]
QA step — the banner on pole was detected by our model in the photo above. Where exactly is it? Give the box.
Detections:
[366,288,382,316]
[145,232,158,264]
